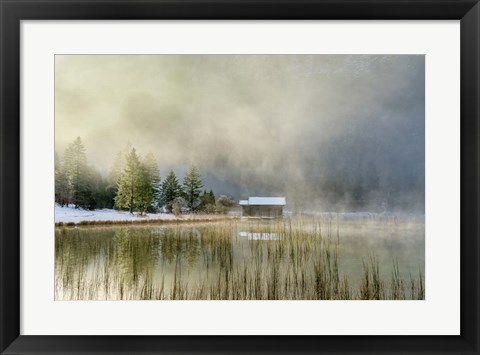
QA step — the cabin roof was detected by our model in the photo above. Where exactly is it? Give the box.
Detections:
[240,197,286,206]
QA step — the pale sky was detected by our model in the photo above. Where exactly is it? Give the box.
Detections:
[55,55,425,210]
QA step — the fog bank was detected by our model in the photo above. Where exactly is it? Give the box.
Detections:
[55,55,425,212]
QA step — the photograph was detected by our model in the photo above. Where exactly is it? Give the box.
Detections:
[54,54,425,301]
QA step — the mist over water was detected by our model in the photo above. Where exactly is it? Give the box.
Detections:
[55,55,425,212]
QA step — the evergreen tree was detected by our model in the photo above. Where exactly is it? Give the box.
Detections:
[183,164,203,212]
[63,137,90,208]
[199,189,208,209]
[54,151,60,171]
[54,156,70,207]
[108,153,124,190]
[208,189,216,204]
[114,148,142,213]
[160,170,182,213]
[108,143,133,209]
[199,189,216,212]
[136,164,155,215]
[88,166,114,209]
[143,152,161,211]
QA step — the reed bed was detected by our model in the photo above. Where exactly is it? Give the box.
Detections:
[55,216,424,300]
[55,215,236,227]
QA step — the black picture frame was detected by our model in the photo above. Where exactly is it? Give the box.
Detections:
[1,1,479,354]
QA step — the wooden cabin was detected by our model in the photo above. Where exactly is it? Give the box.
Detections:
[239,197,286,218]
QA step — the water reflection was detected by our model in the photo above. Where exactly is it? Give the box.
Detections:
[239,231,281,240]
[55,218,425,300]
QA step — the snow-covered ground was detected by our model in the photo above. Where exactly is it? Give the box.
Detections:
[55,204,176,224]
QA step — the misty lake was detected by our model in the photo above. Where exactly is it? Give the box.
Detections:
[55,216,424,300]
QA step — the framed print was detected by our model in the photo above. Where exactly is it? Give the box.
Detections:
[1,0,479,354]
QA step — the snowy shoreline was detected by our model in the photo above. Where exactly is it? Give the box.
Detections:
[55,204,230,226]
[55,205,423,227]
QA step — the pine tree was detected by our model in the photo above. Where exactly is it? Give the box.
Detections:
[183,164,203,212]
[199,189,216,212]
[143,152,161,211]
[54,151,60,171]
[63,137,90,208]
[160,170,182,213]
[136,164,154,215]
[108,143,133,209]
[108,153,124,191]
[88,166,113,210]
[208,189,216,205]
[55,156,70,207]
[115,148,142,213]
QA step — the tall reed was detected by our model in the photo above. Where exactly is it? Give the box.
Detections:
[55,216,424,300]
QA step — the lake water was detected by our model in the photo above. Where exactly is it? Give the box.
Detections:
[55,216,424,300]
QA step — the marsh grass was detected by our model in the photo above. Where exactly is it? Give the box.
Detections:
[55,217,424,300]
[55,215,234,227]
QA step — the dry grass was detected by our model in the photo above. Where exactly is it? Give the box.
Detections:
[55,217,424,300]
[55,215,236,227]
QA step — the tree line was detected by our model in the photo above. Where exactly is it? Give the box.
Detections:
[55,137,236,214]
